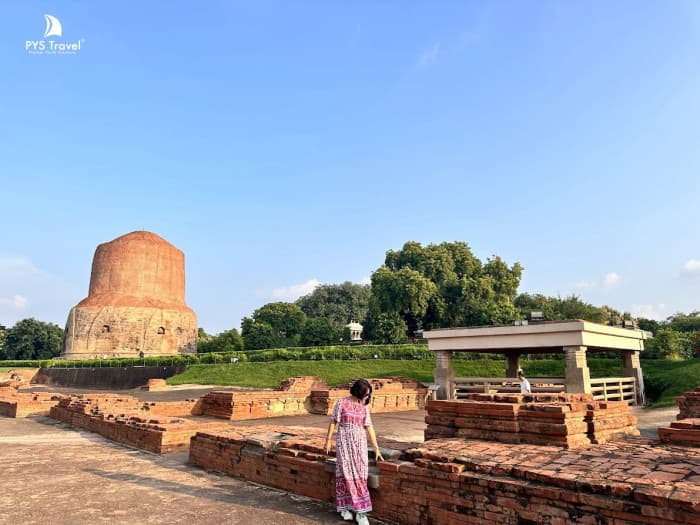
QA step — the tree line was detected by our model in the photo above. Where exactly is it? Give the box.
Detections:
[2,240,698,360]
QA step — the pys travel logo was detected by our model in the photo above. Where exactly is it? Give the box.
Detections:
[26,14,84,55]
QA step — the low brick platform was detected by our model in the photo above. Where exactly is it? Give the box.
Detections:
[659,418,700,447]
[50,395,226,453]
[659,386,700,447]
[188,424,700,525]
[189,425,335,500]
[201,376,429,421]
[0,391,63,418]
[425,394,639,447]
[200,390,310,420]
[678,387,700,419]
[309,377,429,416]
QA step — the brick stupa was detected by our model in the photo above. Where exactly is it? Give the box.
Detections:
[62,231,197,359]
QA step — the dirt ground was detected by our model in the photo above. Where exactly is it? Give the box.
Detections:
[0,385,680,525]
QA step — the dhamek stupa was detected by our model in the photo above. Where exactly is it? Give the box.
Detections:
[62,231,197,359]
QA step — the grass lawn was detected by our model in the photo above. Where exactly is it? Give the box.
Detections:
[166,357,700,408]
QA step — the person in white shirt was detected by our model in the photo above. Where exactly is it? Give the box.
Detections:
[517,369,531,394]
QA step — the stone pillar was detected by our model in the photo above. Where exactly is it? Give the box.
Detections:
[622,350,645,405]
[564,346,591,395]
[506,352,521,378]
[434,350,454,400]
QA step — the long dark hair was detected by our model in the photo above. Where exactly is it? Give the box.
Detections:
[350,379,373,405]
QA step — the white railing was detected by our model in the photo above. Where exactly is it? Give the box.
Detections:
[590,377,637,404]
[452,376,566,399]
[451,376,638,405]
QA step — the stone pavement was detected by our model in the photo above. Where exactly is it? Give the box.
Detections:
[0,416,365,525]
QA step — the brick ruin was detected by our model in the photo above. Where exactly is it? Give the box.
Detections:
[49,394,225,453]
[62,231,197,359]
[0,389,63,418]
[659,387,700,447]
[201,376,428,420]
[38,377,428,454]
[425,393,639,448]
[0,370,61,418]
[188,423,700,525]
[3,376,700,523]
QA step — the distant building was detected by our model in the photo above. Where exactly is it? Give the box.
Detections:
[62,231,197,359]
[345,320,363,341]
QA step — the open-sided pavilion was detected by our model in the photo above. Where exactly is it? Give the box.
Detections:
[423,320,649,405]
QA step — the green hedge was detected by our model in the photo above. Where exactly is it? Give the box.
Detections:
[0,360,43,368]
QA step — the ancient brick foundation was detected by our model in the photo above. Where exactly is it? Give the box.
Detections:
[201,376,429,421]
[49,394,212,453]
[308,376,429,416]
[659,387,700,447]
[678,387,700,419]
[189,426,336,501]
[189,426,700,525]
[0,391,63,418]
[425,394,639,447]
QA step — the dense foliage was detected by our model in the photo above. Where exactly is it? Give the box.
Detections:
[296,282,371,335]
[0,318,63,360]
[638,312,700,359]
[197,328,244,353]
[364,241,523,341]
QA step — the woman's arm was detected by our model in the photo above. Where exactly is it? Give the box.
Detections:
[324,421,336,454]
[366,425,384,461]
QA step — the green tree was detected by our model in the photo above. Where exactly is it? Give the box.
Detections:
[3,318,64,360]
[637,318,661,334]
[371,312,408,344]
[514,293,607,323]
[646,328,693,360]
[300,317,337,346]
[369,241,522,337]
[241,302,307,349]
[198,328,244,353]
[240,318,277,350]
[0,324,6,357]
[296,282,371,334]
[666,312,700,333]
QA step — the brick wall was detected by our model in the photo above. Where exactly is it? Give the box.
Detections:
[658,386,700,446]
[425,394,639,448]
[49,394,223,453]
[189,426,700,525]
[201,376,429,421]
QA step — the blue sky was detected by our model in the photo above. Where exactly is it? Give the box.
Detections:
[1,1,699,333]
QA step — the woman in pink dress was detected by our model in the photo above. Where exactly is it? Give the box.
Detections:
[325,379,384,525]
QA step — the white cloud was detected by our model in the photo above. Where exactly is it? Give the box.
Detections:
[358,276,371,285]
[630,303,667,321]
[603,272,621,287]
[0,294,29,309]
[271,278,320,301]
[417,43,440,68]
[0,255,43,276]
[682,259,700,278]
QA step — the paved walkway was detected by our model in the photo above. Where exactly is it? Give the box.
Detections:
[0,417,356,525]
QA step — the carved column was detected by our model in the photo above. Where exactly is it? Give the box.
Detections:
[434,350,454,400]
[622,350,645,405]
[564,345,591,394]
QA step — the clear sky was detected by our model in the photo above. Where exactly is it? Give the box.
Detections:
[1,1,699,334]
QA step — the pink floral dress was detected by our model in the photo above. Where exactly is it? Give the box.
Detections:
[332,396,373,513]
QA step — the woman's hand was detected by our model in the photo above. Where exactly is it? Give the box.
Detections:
[375,450,385,462]
[324,440,332,455]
